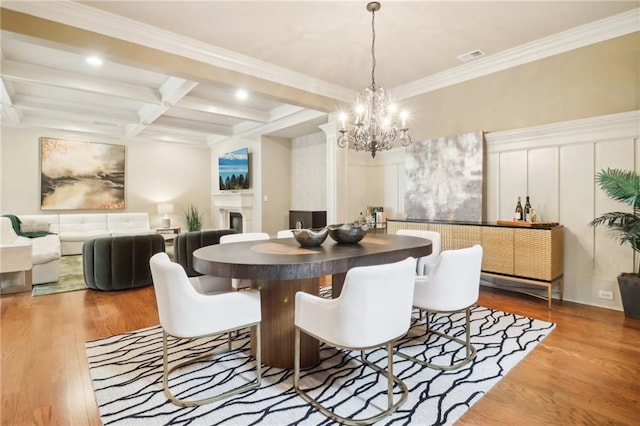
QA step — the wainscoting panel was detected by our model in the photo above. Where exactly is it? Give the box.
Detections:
[498,150,528,221]
[528,146,559,224]
[485,152,500,222]
[559,142,596,304]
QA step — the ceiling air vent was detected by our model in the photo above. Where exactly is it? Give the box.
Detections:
[91,120,121,127]
[456,49,485,63]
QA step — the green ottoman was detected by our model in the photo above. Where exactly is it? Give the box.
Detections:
[83,234,165,291]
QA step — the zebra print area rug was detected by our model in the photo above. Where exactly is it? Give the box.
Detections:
[86,304,554,425]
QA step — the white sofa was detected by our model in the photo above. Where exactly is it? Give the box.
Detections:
[0,216,61,289]
[106,213,155,237]
[18,212,155,256]
[57,214,112,255]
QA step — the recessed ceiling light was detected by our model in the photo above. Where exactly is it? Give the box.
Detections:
[235,89,249,101]
[86,56,103,66]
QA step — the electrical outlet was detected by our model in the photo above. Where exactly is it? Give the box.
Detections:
[598,290,614,300]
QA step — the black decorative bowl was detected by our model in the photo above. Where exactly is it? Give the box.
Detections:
[327,223,368,244]
[291,227,329,247]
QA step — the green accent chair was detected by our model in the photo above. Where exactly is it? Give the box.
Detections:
[83,234,165,291]
[173,229,238,277]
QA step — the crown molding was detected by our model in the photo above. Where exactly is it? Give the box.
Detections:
[485,110,640,153]
[393,8,640,100]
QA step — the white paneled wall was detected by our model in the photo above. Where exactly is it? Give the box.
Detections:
[291,132,327,211]
[353,111,639,311]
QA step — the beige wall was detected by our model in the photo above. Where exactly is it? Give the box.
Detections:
[0,127,212,230]
[402,33,639,142]
[261,136,291,235]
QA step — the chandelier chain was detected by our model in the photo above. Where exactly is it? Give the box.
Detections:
[370,7,376,88]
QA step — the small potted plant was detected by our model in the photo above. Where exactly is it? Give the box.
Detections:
[590,168,640,319]
[184,204,203,232]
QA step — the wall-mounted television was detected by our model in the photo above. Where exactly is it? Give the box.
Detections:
[218,147,250,190]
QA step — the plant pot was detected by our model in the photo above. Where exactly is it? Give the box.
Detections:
[617,273,640,319]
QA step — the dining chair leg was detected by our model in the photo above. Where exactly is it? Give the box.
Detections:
[161,326,262,407]
[424,310,430,335]
[295,330,408,425]
[396,306,477,371]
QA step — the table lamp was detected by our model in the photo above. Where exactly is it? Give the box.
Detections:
[157,203,174,228]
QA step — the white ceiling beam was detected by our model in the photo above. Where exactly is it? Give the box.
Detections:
[126,77,199,137]
[152,116,233,136]
[13,93,140,123]
[1,59,161,104]
[1,106,21,126]
[160,76,198,107]
[19,108,125,130]
[177,95,269,123]
[136,130,207,147]
[0,80,21,124]
[268,105,306,121]
[16,116,125,137]
[216,108,327,143]
[0,79,15,105]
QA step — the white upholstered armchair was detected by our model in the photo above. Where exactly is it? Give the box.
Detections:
[219,232,270,290]
[294,257,417,425]
[149,252,262,406]
[397,244,483,371]
[396,229,441,276]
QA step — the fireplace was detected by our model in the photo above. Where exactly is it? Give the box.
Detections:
[211,191,254,232]
[230,212,243,233]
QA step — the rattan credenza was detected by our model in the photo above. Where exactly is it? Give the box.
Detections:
[387,219,564,309]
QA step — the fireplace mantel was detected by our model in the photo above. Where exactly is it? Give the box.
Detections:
[212,191,254,231]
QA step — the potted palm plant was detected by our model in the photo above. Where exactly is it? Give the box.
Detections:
[184,204,203,232]
[590,168,640,319]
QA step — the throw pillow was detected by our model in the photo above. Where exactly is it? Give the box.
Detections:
[20,221,50,234]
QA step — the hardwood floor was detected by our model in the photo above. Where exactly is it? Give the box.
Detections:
[1,285,639,425]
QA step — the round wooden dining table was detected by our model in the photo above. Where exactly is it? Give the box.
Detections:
[192,233,431,369]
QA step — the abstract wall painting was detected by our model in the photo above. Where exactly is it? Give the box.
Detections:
[405,131,483,222]
[40,137,125,210]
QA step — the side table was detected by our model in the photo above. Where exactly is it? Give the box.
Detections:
[156,227,181,245]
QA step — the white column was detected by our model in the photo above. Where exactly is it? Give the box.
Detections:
[320,121,338,225]
[321,117,349,224]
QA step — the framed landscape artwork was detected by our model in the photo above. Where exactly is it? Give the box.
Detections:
[40,137,125,210]
[405,131,483,222]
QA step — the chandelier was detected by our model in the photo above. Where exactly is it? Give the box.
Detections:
[337,1,412,159]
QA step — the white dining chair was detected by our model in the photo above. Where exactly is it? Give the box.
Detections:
[276,229,294,238]
[149,252,262,406]
[219,232,270,290]
[396,244,483,371]
[294,257,417,425]
[396,229,441,276]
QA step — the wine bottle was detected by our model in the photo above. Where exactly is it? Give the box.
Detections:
[515,196,524,221]
[524,196,532,222]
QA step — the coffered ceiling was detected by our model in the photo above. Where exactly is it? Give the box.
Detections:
[1,1,638,147]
